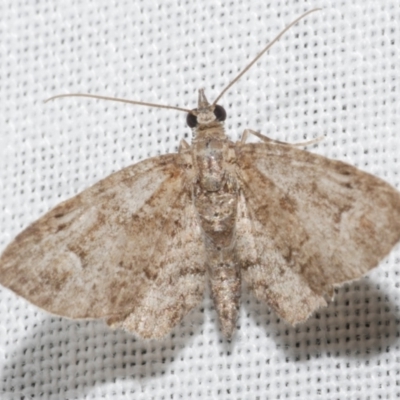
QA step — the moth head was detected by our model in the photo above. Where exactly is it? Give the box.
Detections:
[186,89,226,128]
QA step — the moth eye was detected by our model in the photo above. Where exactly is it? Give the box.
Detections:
[213,105,226,122]
[186,113,198,128]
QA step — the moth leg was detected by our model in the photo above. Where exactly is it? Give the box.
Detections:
[241,129,324,147]
[179,139,191,152]
[240,129,282,144]
[290,136,325,147]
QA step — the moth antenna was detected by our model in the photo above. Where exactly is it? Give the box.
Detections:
[212,8,321,105]
[45,9,320,113]
[44,93,192,113]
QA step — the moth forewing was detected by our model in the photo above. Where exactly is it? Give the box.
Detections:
[235,141,400,324]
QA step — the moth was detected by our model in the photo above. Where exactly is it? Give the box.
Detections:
[1,9,400,340]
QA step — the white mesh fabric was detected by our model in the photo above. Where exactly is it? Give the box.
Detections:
[0,1,399,399]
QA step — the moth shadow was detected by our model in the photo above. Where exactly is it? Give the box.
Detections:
[0,305,204,400]
[243,278,400,360]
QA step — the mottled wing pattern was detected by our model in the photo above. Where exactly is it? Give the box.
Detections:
[0,154,206,338]
[236,142,400,324]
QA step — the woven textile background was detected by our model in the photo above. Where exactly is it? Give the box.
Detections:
[0,1,399,399]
